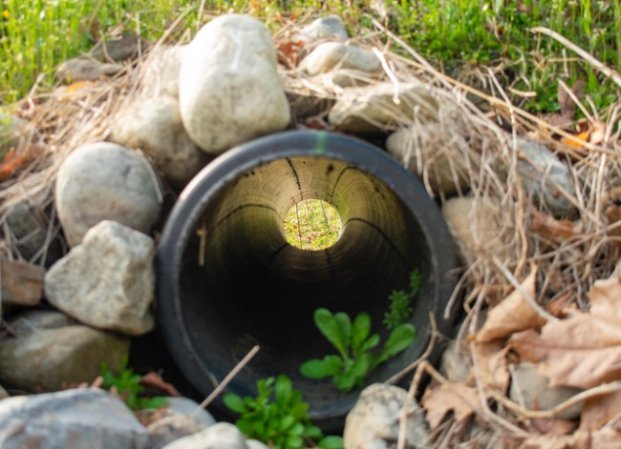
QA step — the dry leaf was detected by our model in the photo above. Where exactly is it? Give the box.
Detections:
[507,428,621,449]
[590,121,606,145]
[581,390,621,430]
[530,418,578,435]
[141,372,181,397]
[474,341,510,392]
[530,210,578,242]
[510,276,621,389]
[421,382,481,429]
[476,266,544,343]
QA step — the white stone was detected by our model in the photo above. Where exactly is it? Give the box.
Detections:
[301,16,348,42]
[0,389,147,449]
[110,96,208,188]
[142,45,186,99]
[55,141,161,246]
[45,220,155,336]
[510,362,583,420]
[246,440,268,449]
[329,83,439,133]
[300,42,381,81]
[164,397,216,428]
[162,422,248,449]
[0,310,129,392]
[147,415,204,449]
[439,340,471,383]
[386,125,470,196]
[344,383,428,449]
[516,137,576,218]
[179,15,290,155]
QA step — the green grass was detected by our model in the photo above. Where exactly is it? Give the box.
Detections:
[283,199,341,251]
[0,0,619,114]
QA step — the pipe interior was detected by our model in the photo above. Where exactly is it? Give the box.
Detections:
[179,156,435,411]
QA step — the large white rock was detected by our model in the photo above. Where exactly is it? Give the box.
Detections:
[0,389,147,449]
[110,96,209,188]
[45,220,155,336]
[0,310,129,392]
[300,16,348,42]
[162,422,249,449]
[56,142,162,247]
[179,15,290,155]
[344,383,428,449]
[142,45,186,99]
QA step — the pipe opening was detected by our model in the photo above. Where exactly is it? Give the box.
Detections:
[283,199,341,251]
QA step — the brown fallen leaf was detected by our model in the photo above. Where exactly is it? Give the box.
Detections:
[476,266,544,343]
[581,390,621,431]
[510,275,621,389]
[530,210,578,243]
[141,372,181,397]
[507,428,621,449]
[530,417,578,435]
[474,341,510,392]
[421,382,481,429]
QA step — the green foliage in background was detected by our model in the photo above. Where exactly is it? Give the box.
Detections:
[283,199,341,251]
[223,375,343,449]
[383,268,422,330]
[300,308,416,392]
[100,359,167,410]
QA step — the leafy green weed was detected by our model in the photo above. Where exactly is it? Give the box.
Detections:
[100,359,167,410]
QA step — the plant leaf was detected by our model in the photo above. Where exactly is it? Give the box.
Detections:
[334,312,352,349]
[300,355,342,379]
[275,374,293,406]
[318,436,344,449]
[314,308,348,358]
[351,312,371,355]
[376,323,416,365]
[360,334,380,353]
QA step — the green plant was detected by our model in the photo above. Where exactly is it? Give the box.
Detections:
[100,359,167,410]
[300,308,416,392]
[383,268,422,330]
[223,375,343,449]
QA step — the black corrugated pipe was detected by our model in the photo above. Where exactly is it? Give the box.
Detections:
[156,130,459,430]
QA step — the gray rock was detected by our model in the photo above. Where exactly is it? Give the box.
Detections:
[386,125,470,196]
[0,384,7,400]
[0,111,39,156]
[162,422,248,449]
[57,58,123,83]
[516,137,576,218]
[165,397,216,428]
[55,141,162,247]
[245,440,268,449]
[45,220,155,336]
[300,42,381,86]
[439,340,471,383]
[301,16,348,42]
[110,96,209,188]
[179,15,290,155]
[91,32,144,62]
[329,83,439,133]
[510,361,583,420]
[0,310,129,392]
[344,383,428,449]
[147,415,204,449]
[142,45,186,99]
[0,389,147,449]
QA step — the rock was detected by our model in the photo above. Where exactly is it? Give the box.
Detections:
[300,42,381,87]
[442,197,508,262]
[516,137,576,218]
[246,440,268,449]
[142,45,186,99]
[329,82,439,133]
[0,384,8,400]
[0,388,147,449]
[301,16,348,42]
[55,141,162,247]
[439,340,471,383]
[162,422,248,449]
[147,415,204,449]
[0,111,39,156]
[510,361,583,420]
[179,15,290,155]
[45,220,155,336]
[110,96,209,188]
[90,32,144,62]
[0,310,129,392]
[165,397,216,428]
[0,257,44,307]
[386,124,470,196]
[344,383,428,449]
[57,57,123,83]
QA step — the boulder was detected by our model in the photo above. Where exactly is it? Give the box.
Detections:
[386,124,470,196]
[516,137,576,218]
[510,361,583,420]
[165,397,216,428]
[179,15,290,155]
[162,422,248,449]
[110,96,209,188]
[45,220,155,336]
[55,141,161,247]
[344,383,429,449]
[246,441,268,449]
[0,111,39,157]
[328,82,439,133]
[90,32,144,62]
[57,58,123,83]
[300,16,348,42]
[0,310,129,392]
[0,389,147,449]
[142,45,186,99]
[0,384,7,400]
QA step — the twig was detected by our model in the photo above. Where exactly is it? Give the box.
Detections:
[192,345,260,415]
[530,27,621,89]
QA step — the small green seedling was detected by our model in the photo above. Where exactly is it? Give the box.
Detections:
[383,268,423,330]
[300,308,416,392]
[100,360,167,410]
[223,375,343,449]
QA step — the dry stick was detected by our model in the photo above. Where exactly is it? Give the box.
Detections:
[192,345,260,415]
[530,27,621,89]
